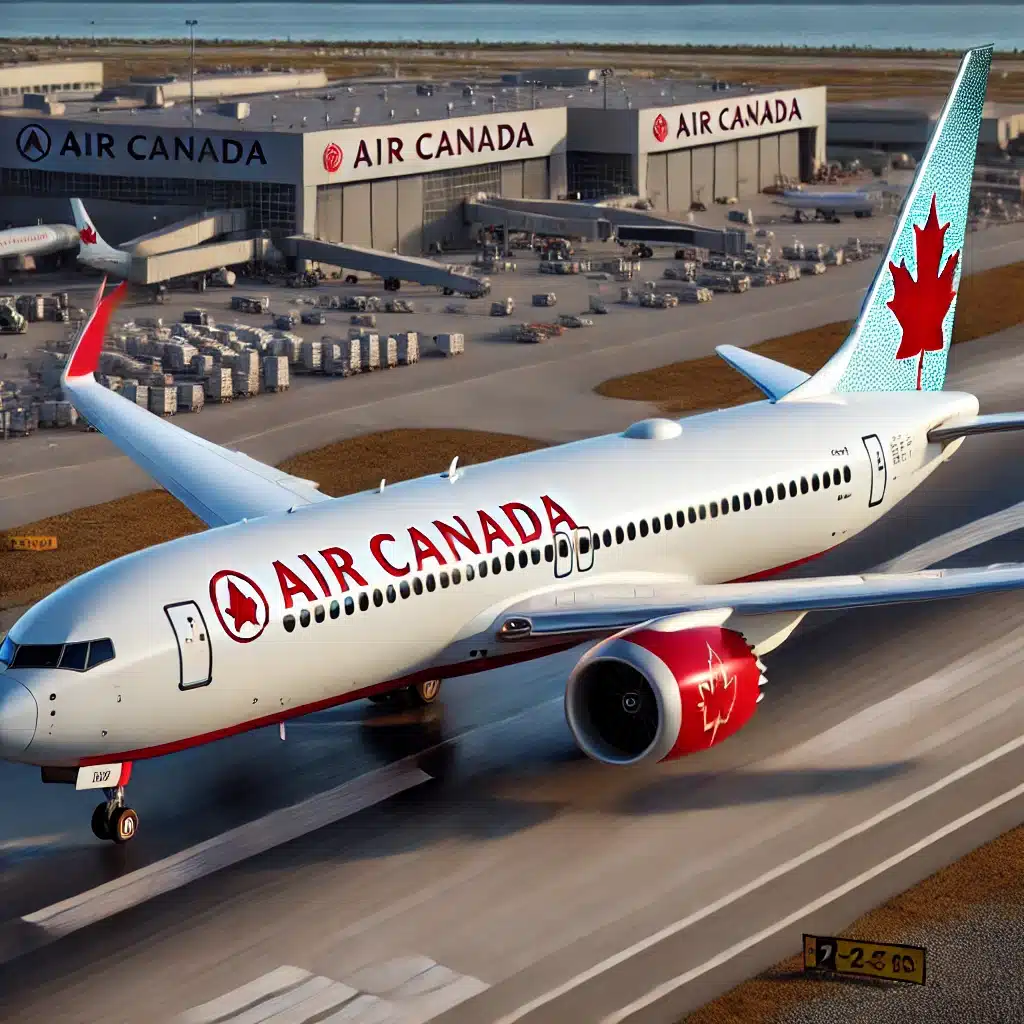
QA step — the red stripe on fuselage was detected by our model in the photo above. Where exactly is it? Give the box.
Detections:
[78,639,579,766]
[727,547,835,584]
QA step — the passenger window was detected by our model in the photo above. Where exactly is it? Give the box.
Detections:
[329,600,340,619]
[811,474,820,492]
[822,471,830,489]
[777,484,786,500]
[754,490,763,506]
[801,477,809,494]
[90,639,120,667]
[466,563,476,580]
[652,517,661,533]
[426,574,437,592]
[59,642,89,670]
[372,588,384,607]
[452,568,462,584]
[314,604,325,623]
[413,577,424,595]
[557,537,570,558]
[699,505,706,520]
[743,493,752,510]
[639,519,649,537]
[519,549,529,566]
[603,529,612,546]
[345,596,355,614]
[505,552,515,571]
[283,614,296,633]
[359,592,370,611]
[688,507,697,523]
[531,549,540,565]
[593,534,601,550]
[386,585,397,602]
[765,487,774,504]
[627,523,636,541]
[544,545,553,562]
[843,465,851,483]
[720,498,728,516]
[789,481,797,498]
[490,556,500,574]
[615,526,624,544]
[732,496,740,512]
[579,535,591,554]
[709,501,718,518]
[664,513,673,530]
[479,560,489,577]
[676,510,686,527]
[439,572,450,588]
[300,609,311,628]
[833,468,842,486]
[399,580,410,599]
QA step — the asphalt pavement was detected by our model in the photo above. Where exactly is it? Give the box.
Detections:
[1,323,1024,1022]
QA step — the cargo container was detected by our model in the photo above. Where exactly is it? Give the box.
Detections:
[121,382,149,408]
[350,313,377,328]
[532,293,557,307]
[434,333,465,356]
[262,355,290,391]
[381,335,398,369]
[358,335,380,372]
[176,383,205,412]
[183,308,212,327]
[148,386,177,416]
[204,369,233,403]
[300,339,323,372]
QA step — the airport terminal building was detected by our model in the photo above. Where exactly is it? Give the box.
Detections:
[0,67,826,256]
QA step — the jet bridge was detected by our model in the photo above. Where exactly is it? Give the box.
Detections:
[282,236,491,296]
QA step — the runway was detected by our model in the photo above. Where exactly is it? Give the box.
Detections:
[2,220,1024,529]
[2,325,1024,1021]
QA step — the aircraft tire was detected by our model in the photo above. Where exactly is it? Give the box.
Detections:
[407,679,442,706]
[109,807,139,844]
[91,802,111,841]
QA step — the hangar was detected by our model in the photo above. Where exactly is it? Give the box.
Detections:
[0,68,826,261]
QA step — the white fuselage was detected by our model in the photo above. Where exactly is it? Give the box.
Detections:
[0,388,976,768]
[0,224,80,259]
[776,190,876,216]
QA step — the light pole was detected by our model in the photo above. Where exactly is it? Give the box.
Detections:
[186,19,198,129]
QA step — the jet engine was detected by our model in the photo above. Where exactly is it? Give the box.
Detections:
[564,623,765,765]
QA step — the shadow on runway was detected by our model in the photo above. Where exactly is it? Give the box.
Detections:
[619,763,914,815]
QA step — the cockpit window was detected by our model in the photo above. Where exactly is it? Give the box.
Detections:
[87,639,115,670]
[0,637,115,672]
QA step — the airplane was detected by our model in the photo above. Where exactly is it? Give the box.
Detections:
[70,198,132,277]
[4,44,1024,845]
[773,186,879,223]
[0,221,80,264]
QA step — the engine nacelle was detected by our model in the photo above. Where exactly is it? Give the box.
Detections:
[564,624,765,766]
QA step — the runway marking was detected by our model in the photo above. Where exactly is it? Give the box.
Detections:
[18,761,430,944]
[177,957,488,1024]
[495,727,1024,1023]
[602,769,1024,1023]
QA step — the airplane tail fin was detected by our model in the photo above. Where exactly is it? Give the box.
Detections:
[781,45,992,400]
[70,198,124,262]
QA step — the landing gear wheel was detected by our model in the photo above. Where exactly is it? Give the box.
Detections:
[109,807,139,844]
[407,678,442,706]
[91,802,111,841]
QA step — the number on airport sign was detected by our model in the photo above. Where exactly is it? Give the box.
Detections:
[803,934,926,985]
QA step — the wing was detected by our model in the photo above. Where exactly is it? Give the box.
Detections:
[61,280,331,527]
[493,565,1024,642]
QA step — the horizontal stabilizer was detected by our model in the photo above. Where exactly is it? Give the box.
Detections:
[928,411,1024,443]
[715,345,810,402]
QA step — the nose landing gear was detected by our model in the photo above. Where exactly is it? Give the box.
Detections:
[91,785,138,844]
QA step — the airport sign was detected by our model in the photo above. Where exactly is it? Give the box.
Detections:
[803,934,926,985]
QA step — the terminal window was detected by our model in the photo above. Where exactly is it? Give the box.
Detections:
[567,152,634,200]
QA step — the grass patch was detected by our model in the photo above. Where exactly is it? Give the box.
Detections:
[596,261,1024,416]
[0,428,547,614]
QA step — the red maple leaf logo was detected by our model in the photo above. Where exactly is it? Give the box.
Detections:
[79,225,97,245]
[887,193,959,390]
[697,643,738,745]
[224,579,259,633]
[653,113,668,143]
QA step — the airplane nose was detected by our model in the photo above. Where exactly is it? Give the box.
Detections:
[0,676,38,755]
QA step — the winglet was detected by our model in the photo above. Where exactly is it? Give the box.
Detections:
[62,279,128,382]
[715,345,810,402]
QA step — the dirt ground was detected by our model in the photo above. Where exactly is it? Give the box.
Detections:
[597,261,1024,415]
[3,39,1024,102]
[0,428,547,613]
[684,823,1024,1023]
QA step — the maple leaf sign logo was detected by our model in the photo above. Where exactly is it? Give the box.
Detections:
[79,224,97,245]
[886,193,959,391]
[697,643,738,745]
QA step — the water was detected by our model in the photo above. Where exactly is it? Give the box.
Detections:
[0,3,1019,50]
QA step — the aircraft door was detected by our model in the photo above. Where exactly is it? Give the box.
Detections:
[862,434,887,508]
[165,601,213,690]
[553,529,574,578]
[575,527,594,572]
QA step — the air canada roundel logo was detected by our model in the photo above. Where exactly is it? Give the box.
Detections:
[322,141,343,173]
[652,113,669,143]
[209,569,270,644]
[16,123,51,163]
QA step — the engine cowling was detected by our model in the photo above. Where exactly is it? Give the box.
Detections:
[564,624,765,766]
